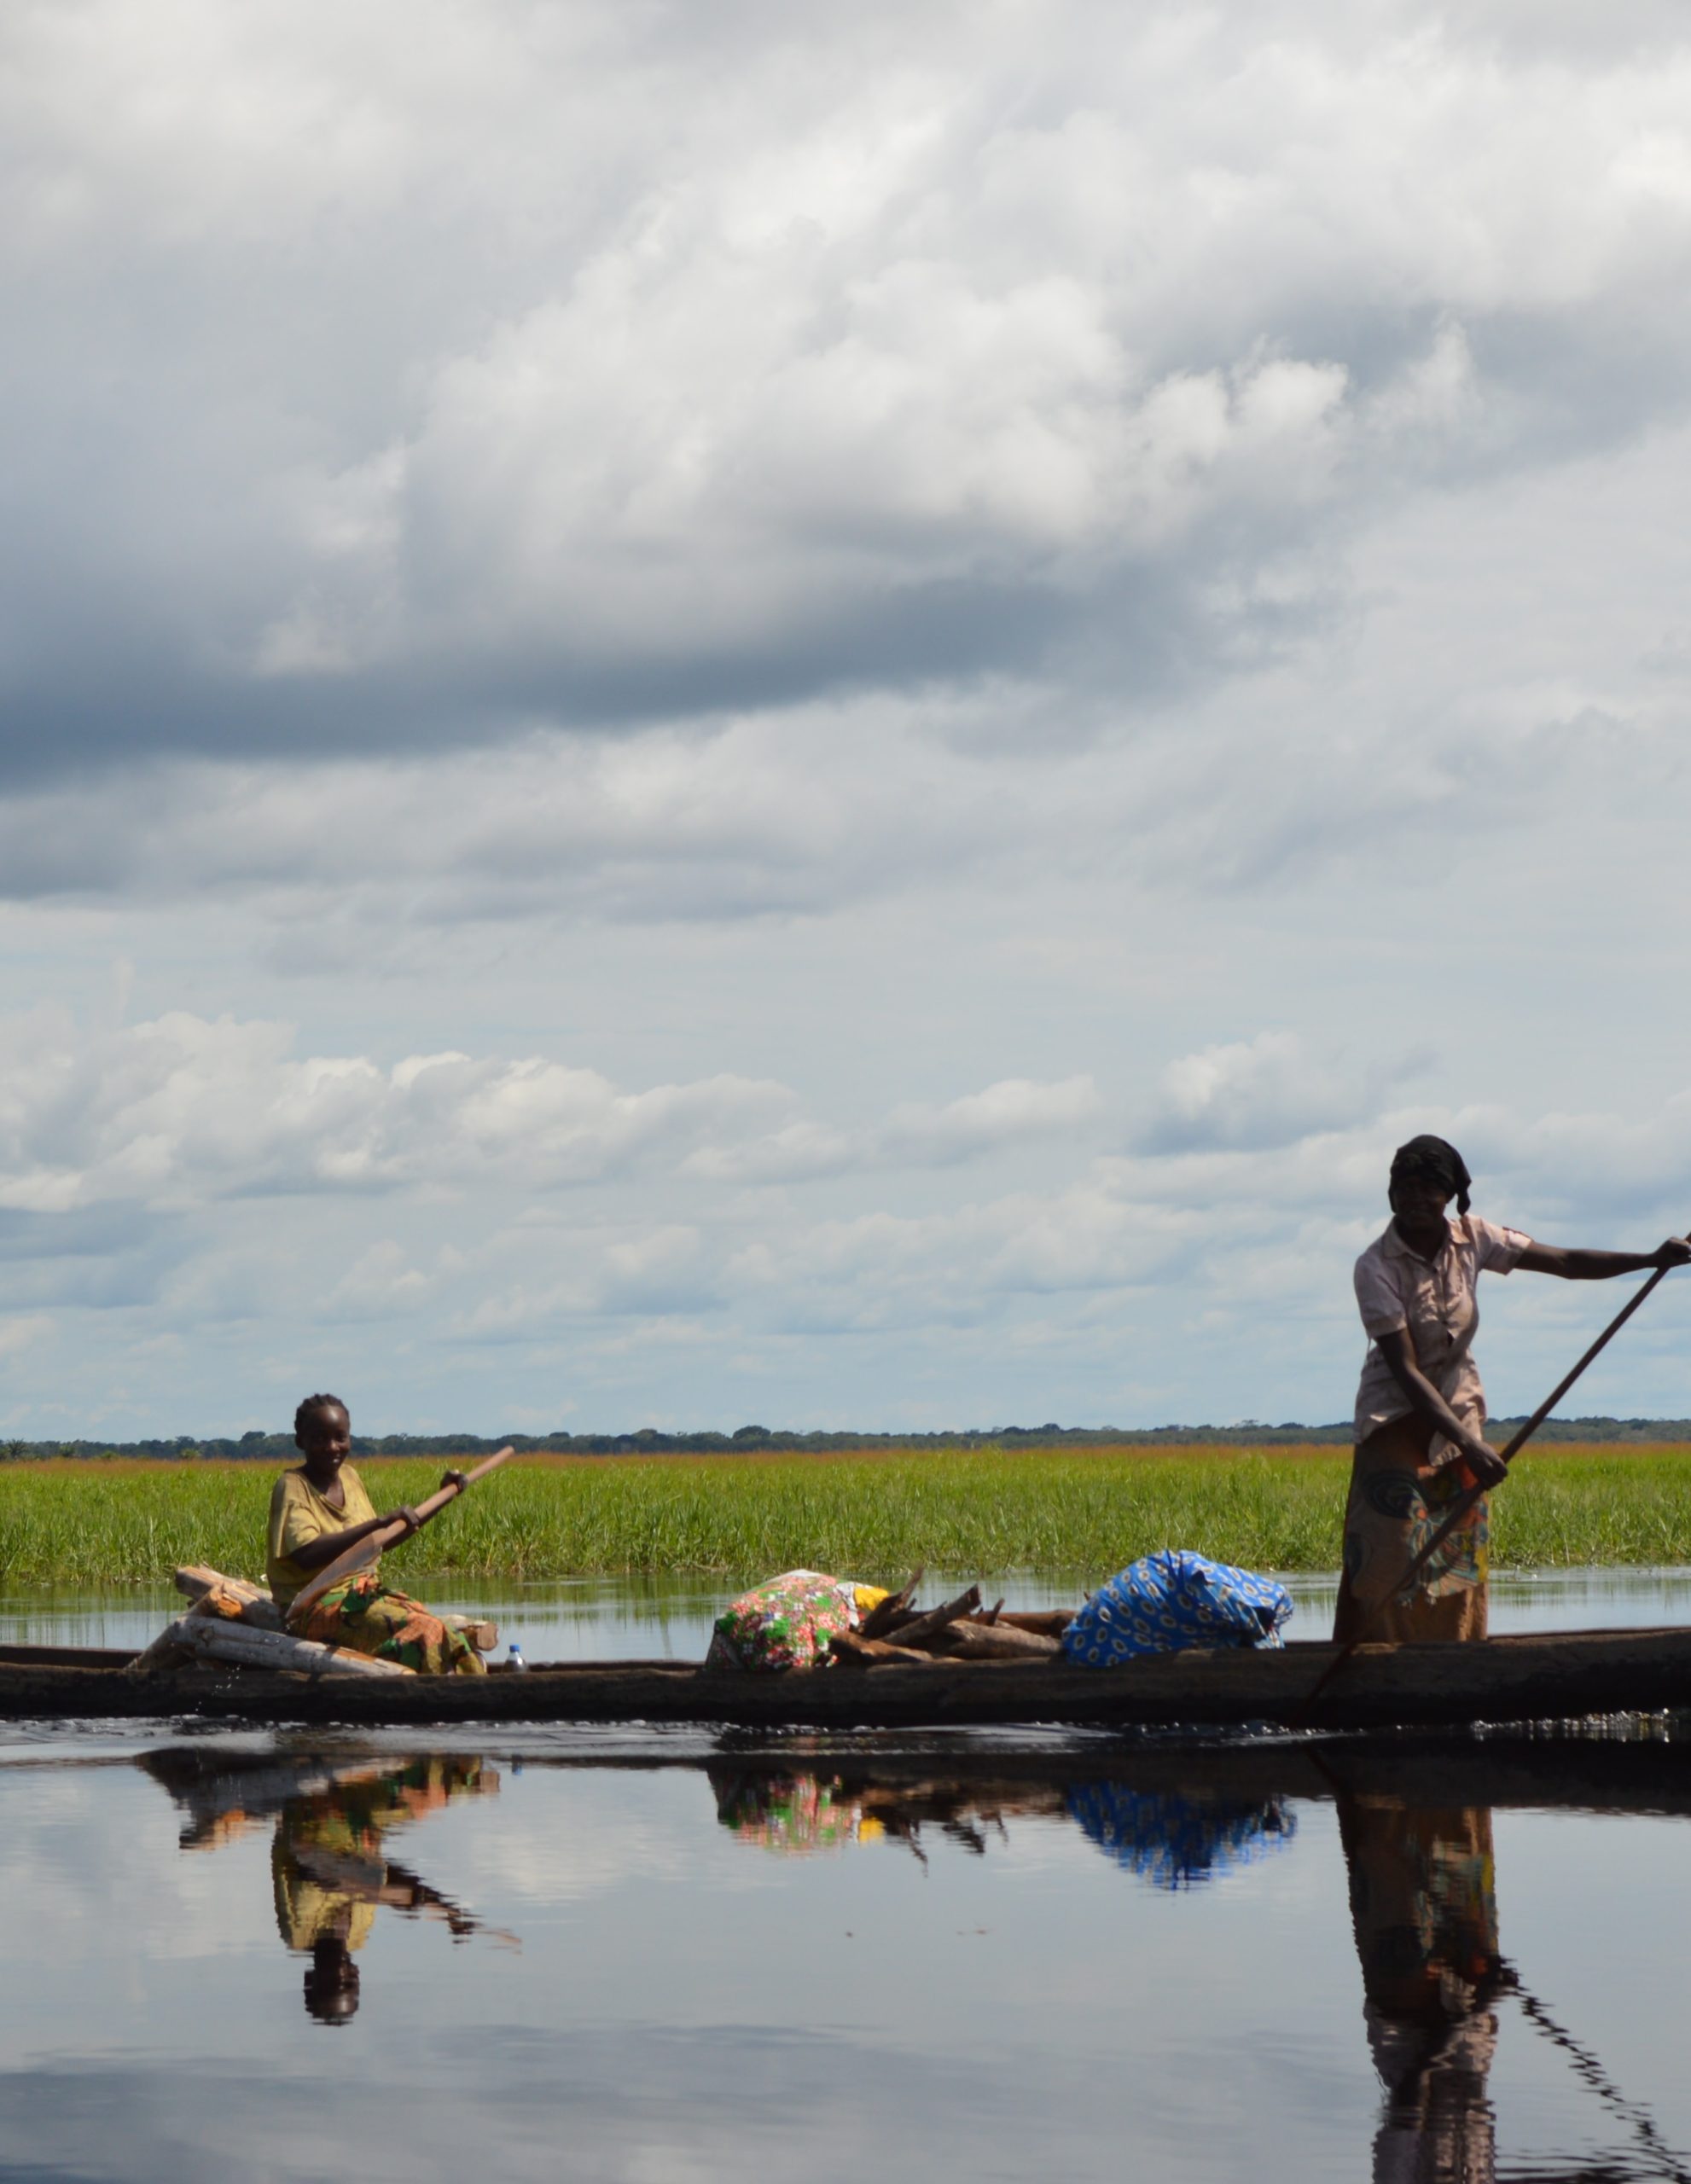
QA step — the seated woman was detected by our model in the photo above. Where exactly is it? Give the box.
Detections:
[266,1392,486,1676]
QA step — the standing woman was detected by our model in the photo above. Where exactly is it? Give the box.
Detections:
[1336,1136,1688,1645]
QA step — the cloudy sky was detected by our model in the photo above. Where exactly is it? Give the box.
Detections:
[5,0,1691,1438]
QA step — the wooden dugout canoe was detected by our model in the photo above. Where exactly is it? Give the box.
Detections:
[6,1623,1691,1731]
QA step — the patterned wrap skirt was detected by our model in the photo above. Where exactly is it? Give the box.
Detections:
[1332,1414,1489,1645]
[299,1572,487,1676]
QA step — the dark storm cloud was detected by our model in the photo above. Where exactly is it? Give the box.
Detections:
[5,1,1691,788]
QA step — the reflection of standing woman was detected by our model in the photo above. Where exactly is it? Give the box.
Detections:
[1336,1136,1688,1645]
[1335,1785,1502,2181]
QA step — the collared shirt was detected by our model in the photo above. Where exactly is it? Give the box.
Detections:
[1352,1214,1530,1446]
[266,1463,379,1611]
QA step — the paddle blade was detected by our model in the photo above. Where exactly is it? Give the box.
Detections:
[285,1528,387,1631]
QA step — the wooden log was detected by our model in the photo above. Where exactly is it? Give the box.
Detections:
[829,1631,941,1667]
[167,1617,415,1680]
[175,1565,268,1605]
[172,1566,282,1629]
[857,1568,924,1642]
[125,1589,227,1676]
[976,1609,1075,1640]
[125,1623,194,1678]
[929,1620,1064,1661]
[889,1585,982,1650]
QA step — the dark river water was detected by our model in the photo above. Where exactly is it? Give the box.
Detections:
[5,1573,1691,2183]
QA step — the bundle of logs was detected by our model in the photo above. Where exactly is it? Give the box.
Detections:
[124,1566,498,1682]
[830,1571,1074,1668]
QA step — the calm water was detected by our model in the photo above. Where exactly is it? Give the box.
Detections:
[10,1562,1691,1656]
[5,1574,1691,2181]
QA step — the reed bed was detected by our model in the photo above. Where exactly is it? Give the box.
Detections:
[4,1443,1691,1587]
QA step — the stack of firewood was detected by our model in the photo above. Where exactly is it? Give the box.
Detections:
[828,1570,1074,1667]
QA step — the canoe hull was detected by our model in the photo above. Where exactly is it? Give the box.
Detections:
[5,1625,1691,1731]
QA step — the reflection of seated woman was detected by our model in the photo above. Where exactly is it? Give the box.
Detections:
[272,1757,499,2023]
[267,1393,485,1674]
[1337,1788,1503,2181]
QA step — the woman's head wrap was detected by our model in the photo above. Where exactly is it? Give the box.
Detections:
[1389,1135,1472,1214]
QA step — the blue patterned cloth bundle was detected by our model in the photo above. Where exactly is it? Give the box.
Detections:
[1061,1548,1293,1666]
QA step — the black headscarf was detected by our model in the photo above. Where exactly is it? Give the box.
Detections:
[1390,1134,1472,1214]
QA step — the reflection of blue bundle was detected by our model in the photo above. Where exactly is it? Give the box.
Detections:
[1066,1784,1297,1890]
[1063,1549,1292,1665]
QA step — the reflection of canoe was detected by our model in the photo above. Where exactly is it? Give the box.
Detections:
[131,1733,1691,1823]
[6,1623,1691,1729]
[445,1735,1691,1817]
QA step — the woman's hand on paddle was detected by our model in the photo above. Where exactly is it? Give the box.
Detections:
[1652,1237,1691,1269]
[1457,1434,1507,1488]
[376,1472,464,1540]
[1377,1329,1505,1483]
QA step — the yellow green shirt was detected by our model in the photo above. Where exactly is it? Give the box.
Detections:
[266,1464,379,1611]
[271,1829,379,1955]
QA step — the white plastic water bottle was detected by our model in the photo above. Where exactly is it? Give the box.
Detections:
[508,1641,527,1673]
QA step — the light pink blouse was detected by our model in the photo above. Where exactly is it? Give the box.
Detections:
[1352,1213,1530,1446]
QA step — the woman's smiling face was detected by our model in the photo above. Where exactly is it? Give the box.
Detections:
[1389,1172,1453,1247]
[295,1400,352,1476]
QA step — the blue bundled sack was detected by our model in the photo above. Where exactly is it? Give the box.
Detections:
[1062,1548,1292,1666]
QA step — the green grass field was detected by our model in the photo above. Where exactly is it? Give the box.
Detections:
[4,1443,1691,1587]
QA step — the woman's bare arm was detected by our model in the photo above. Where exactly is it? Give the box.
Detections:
[1516,1239,1691,1279]
[283,1469,463,1571]
[288,1511,415,1571]
[1374,1329,1507,1485]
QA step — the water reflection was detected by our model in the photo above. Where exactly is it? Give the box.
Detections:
[708,1763,1069,1862]
[708,1757,1298,1884]
[1066,1780,1296,1886]
[140,1749,516,2024]
[1320,1750,1691,2184]
[1332,1780,1502,2180]
[701,1745,1691,2181]
[119,1734,1691,2179]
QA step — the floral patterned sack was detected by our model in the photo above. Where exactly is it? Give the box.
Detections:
[706,1570,886,1671]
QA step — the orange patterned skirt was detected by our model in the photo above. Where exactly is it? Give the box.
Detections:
[299,1571,487,1675]
[1332,1415,1489,1646]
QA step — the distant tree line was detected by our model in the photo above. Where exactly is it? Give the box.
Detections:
[2,1415,1688,1461]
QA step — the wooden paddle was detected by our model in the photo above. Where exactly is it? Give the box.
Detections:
[1300,1258,1682,1713]
[285,1446,514,1631]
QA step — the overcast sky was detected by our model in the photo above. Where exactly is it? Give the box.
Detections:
[5,0,1691,1438]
